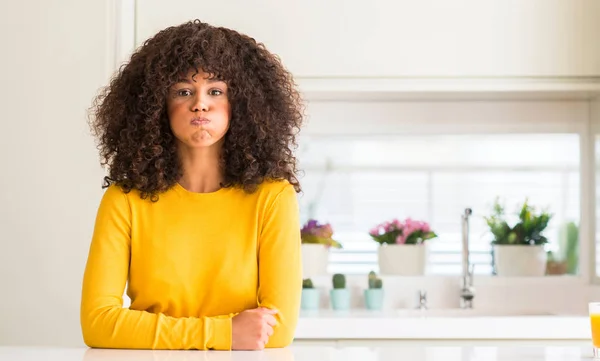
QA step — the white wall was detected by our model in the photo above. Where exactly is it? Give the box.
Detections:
[302,100,589,136]
[136,0,600,78]
[0,0,112,346]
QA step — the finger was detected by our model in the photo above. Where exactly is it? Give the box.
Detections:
[260,322,273,343]
[255,336,267,350]
[262,333,270,345]
[262,323,274,336]
[260,321,273,335]
[263,314,277,327]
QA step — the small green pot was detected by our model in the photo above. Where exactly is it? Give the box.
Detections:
[301,289,320,310]
[330,289,351,310]
[364,289,384,310]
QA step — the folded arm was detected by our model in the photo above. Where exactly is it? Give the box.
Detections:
[80,186,233,350]
[256,183,302,348]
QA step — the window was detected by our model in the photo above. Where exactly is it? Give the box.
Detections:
[595,135,600,276]
[297,134,580,275]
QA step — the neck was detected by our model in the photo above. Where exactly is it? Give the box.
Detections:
[177,144,224,193]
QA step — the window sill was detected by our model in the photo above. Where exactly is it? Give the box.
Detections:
[302,275,589,316]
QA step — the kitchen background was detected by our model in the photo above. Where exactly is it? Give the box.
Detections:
[1,0,599,347]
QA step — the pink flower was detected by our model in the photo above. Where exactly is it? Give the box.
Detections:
[369,226,380,237]
[383,221,391,233]
[371,217,435,245]
[395,234,406,244]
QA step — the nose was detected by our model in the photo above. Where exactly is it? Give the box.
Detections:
[191,93,208,112]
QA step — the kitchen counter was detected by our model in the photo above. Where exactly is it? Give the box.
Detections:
[0,345,597,361]
[295,310,590,340]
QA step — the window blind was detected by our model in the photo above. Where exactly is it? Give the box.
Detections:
[297,134,580,275]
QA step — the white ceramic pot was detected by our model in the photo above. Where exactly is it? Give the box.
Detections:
[301,244,329,278]
[377,244,427,275]
[493,244,547,277]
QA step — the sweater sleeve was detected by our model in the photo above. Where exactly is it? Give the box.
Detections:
[257,183,302,348]
[80,186,233,350]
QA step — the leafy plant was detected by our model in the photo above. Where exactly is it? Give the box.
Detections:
[553,221,579,274]
[301,219,342,248]
[369,218,437,245]
[368,271,383,289]
[302,278,314,289]
[369,219,403,244]
[332,273,346,289]
[485,198,552,245]
[563,221,579,274]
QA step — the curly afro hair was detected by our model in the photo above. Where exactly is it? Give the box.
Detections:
[90,20,304,200]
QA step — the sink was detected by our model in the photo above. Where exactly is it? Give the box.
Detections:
[395,308,555,318]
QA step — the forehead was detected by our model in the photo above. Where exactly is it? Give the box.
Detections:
[178,68,223,83]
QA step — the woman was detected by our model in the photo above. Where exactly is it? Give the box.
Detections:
[81,19,303,351]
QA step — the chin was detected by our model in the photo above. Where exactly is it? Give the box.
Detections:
[190,141,217,148]
[177,132,225,150]
[190,139,224,148]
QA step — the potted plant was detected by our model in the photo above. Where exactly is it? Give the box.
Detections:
[301,278,320,310]
[546,221,579,275]
[300,219,342,277]
[369,218,437,275]
[329,273,350,311]
[485,198,552,277]
[364,271,383,310]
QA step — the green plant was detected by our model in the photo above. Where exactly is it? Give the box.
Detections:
[302,278,314,289]
[485,198,552,245]
[332,273,346,289]
[368,271,383,289]
[559,221,579,274]
[564,222,579,274]
[301,219,342,248]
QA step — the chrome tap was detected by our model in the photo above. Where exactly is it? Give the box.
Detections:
[416,290,428,310]
[460,208,475,309]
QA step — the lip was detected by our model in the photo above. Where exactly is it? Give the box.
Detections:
[190,117,210,126]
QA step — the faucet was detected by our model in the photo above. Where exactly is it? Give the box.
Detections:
[460,208,475,309]
[416,290,428,310]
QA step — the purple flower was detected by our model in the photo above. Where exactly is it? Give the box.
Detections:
[301,219,319,233]
[301,219,341,248]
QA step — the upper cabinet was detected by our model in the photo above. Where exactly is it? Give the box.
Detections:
[136,0,600,79]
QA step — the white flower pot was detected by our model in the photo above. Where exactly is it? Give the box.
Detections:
[493,244,547,277]
[301,244,329,278]
[377,244,427,276]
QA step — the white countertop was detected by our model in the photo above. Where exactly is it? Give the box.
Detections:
[295,310,591,340]
[0,345,596,361]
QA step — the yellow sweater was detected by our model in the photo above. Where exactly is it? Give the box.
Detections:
[80,180,302,350]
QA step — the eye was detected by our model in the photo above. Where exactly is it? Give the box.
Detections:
[176,89,192,97]
[209,89,224,96]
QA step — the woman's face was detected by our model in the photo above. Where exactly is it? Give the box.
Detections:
[166,69,231,150]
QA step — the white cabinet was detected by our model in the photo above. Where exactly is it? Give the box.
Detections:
[136,0,600,79]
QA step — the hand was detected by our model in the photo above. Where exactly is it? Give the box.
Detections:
[231,307,278,350]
